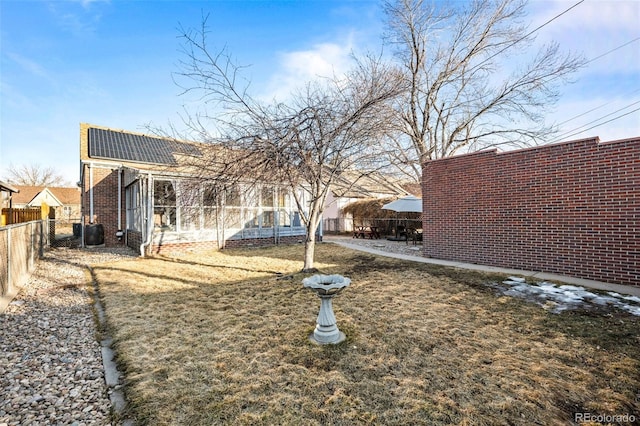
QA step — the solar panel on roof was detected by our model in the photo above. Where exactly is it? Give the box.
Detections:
[88,128,201,165]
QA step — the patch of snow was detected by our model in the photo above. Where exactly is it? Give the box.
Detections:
[608,292,640,304]
[621,305,640,316]
[495,278,640,316]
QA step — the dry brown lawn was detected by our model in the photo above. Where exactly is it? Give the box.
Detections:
[91,243,640,425]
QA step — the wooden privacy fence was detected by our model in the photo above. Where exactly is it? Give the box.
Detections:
[1,207,42,226]
[0,220,50,310]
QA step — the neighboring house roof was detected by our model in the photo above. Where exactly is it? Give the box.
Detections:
[330,170,411,199]
[49,187,81,205]
[0,180,19,193]
[12,186,80,206]
[30,188,63,207]
[400,181,422,198]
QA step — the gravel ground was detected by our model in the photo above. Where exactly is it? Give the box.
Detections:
[0,240,408,426]
[0,247,137,426]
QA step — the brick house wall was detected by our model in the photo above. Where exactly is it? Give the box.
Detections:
[127,230,143,252]
[422,137,640,286]
[82,165,126,247]
[151,235,304,255]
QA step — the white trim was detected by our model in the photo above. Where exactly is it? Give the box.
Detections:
[117,168,122,230]
[89,164,94,223]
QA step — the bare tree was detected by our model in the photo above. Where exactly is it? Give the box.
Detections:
[4,163,69,186]
[174,18,402,271]
[383,0,585,178]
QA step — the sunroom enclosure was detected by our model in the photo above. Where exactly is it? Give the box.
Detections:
[125,172,308,251]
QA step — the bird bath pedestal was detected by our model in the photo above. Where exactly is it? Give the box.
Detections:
[303,274,351,345]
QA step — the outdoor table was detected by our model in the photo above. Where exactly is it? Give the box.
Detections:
[353,226,367,239]
[353,226,380,239]
[368,226,380,239]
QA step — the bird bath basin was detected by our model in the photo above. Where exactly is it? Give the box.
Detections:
[303,274,351,344]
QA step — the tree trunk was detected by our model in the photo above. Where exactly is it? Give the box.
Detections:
[303,216,319,272]
[303,234,317,273]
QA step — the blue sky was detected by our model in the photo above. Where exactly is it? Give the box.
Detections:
[1,0,638,185]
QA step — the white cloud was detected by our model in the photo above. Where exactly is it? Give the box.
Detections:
[524,1,640,140]
[5,52,50,79]
[77,0,110,9]
[259,39,355,102]
[47,1,108,37]
[530,0,638,33]
[528,0,640,73]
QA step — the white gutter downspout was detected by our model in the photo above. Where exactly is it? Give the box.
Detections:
[80,165,85,248]
[89,163,94,223]
[140,174,154,256]
[116,167,125,244]
[117,167,122,230]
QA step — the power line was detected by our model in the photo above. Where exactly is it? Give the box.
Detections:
[554,106,640,142]
[555,99,640,139]
[440,1,587,114]
[586,37,640,65]
[548,38,640,134]
[476,0,585,68]
[420,0,639,143]
[556,91,640,128]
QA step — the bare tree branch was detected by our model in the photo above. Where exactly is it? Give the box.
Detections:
[3,163,70,187]
[169,22,403,271]
[383,0,585,177]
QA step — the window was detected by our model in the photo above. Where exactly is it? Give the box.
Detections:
[203,185,218,229]
[243,187,259,229]
[63,206,73,220]
[143,179,304,234]
[224,185,241,206]
[261,185,275,228]
[223,185,242,228]
[177,181,201,231]
[126,183,142,231]
[154,180,176,230]
[277,188,291,227]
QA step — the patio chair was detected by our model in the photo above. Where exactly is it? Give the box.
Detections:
[396,225,406,240]
[406,227,417,245]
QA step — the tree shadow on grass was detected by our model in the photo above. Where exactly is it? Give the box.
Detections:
[87,247,640,426]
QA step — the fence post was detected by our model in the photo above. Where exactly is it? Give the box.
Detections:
[48,207,56,244]
[39,220,43,258]
[29,221,34,271]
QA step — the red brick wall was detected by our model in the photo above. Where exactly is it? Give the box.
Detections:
[127,230,142,253]
[422,137,640,286]
[150,240,219,255]
[223,235,304,249]
[82,165,126,247]
[149,236,304,255]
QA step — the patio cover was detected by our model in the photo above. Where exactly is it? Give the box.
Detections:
[381,195,422,213]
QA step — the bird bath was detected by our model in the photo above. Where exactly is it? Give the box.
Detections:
[303,274,351,344]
